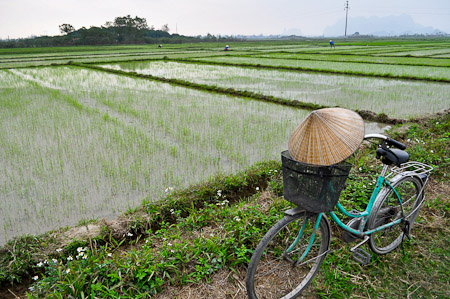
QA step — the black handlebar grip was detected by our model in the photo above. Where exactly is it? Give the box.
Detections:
[386,137,406,150]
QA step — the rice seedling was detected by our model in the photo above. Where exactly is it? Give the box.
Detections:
[100,60,450,118]
[0,67,312,245]
[248,53,450,67]
[189,56,450,81]
[377,48,450,57]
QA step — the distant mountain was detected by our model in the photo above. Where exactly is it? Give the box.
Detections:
[282,28,303,36]
[323,14,444,37]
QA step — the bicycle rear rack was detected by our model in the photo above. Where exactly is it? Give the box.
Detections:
[387,161,433,178]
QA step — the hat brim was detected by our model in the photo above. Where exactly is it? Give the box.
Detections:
[288,108,365,166]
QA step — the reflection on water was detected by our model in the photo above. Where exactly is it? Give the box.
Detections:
[365,121,391,134]
[0,66,393,246]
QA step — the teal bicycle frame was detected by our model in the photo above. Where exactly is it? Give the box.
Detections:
[288,163,406,262]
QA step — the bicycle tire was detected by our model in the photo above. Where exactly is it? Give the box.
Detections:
[246,212,331,299]
[367,175,423,255]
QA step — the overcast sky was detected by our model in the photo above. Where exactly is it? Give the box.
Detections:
[0,0,449,39]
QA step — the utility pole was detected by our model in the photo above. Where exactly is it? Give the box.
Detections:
[344,0,349,37]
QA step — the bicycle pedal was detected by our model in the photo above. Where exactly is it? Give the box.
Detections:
[352,248,371,265]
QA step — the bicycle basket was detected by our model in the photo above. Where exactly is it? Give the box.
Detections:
[281,150,351,213]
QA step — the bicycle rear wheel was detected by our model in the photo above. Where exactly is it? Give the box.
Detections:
[246,212,331,299]
[368,175,423,255]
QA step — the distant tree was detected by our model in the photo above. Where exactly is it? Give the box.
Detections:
[59,24,75,35]
[161,24,170,33]
[205,33,217,40]
[113,15,149,30]
[78,26,116,45]
[112,15,150,43]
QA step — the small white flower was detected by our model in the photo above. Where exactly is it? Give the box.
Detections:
[56,248,62,253]
[145,239,149,243]
[65,269,70,274]
[165,187,174,193]
[43,260,48,264]
[170,208,175,214]
[436,122,439,124]
[52,258,58,263]
[430,150,434,153]
[82,255,88,260]
[32,275,39,281]
[234,216,241,222]
[217,190,222,197]
[107,253,112,257]
[359,167,362,171]
[127,232,133,237]
[28,286,34,292]
[407,139,411,142]
[167,242,172,246]
[274,170,278,173]
[255,187,260,191]
[37,262,44,267]
[170,250,175,253]
[210,233,215,237]
[77,247,86,253]
[67,256,73,261]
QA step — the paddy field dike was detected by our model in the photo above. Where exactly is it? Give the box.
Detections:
[0,38,449,298]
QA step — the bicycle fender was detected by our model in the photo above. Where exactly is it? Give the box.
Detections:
[284,206,307,216]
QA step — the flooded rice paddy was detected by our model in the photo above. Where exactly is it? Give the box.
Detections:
[101,61,450,118]
[3,42,440,244]
[0,67,384,245]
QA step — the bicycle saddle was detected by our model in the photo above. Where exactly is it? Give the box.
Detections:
[376,148,409,166]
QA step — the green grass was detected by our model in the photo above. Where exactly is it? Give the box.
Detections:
[0,38,449,298]
[0,113,448,298]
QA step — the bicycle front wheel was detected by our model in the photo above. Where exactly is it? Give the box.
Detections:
[246,212,331,299]
[368,175,423,255]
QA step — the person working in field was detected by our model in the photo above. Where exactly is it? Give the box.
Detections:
[329,40,335,49]
[224,45,229,51]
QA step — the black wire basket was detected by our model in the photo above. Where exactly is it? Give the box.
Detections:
[281,150,352,213]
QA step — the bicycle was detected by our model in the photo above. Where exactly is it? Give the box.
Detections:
[246,133,433,299]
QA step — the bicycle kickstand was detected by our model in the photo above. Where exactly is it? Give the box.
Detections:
[350,236,371,265]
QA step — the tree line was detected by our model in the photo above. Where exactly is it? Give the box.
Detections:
[0,15,239,48]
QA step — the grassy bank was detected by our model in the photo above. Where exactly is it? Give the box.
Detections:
[0,112,448,298]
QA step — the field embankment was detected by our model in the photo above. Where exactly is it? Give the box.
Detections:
[1,112,449,298]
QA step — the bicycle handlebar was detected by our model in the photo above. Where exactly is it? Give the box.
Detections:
[364,134,406,150]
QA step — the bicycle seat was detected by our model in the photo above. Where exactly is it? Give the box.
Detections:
[376,148,409,166]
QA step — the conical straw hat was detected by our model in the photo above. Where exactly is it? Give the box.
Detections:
[288,108,364,166]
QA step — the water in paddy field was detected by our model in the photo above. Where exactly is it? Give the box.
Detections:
[0,67,391,247]
[101,61,450,119]
[365,121,391,134]
[0,120,388,247]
